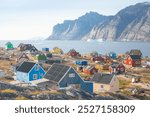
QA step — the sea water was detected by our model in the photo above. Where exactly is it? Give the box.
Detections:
[1,40,150,57]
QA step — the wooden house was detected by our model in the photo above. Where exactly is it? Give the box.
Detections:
[51,47,63,54]
[91,56,104,62]
[43,63,84,89]
[42,48,49,52]
[5,42,13,50]
[0,70,5,77]
[18,44,32,51]
[129,49,142,57]
[109,52,117,59]
[35,54,47,62]
[91,73,119,93]
[95,63,109,70]
[67,49,80,58]
[83,66,98,75]
[75,60,88,66]
[90,51,99,57]
[16,61,45,83]
[124,55,141,67]
[16,53,29,63]
[109,62,125,74]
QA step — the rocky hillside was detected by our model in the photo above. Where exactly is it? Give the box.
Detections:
[83,2,150,41]
[47,12,108,40]
[47,2,150,41]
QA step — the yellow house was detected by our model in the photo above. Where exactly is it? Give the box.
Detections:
[91,73,119,93]
[51,47,63,54]
[95,63,109,70]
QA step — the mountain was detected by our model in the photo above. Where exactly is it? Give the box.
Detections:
[83,2,150,41]
[47,12,108,40]
[47,2,150,41]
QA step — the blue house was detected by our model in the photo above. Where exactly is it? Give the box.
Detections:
[44,63,84,89]
[42,48,49,52]
[16,61,45,83]
[75,60,88,66]
[109,52,117,59]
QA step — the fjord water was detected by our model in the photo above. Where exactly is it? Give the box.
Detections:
[1,40,150,57]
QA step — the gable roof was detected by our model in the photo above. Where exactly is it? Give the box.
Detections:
[44,63,70,83]
[130,49,142,56]
[91,73,114,84]
[17,61,36,73]
[130,55,141,60]
[111,62,123,68]
[5,42,12,45]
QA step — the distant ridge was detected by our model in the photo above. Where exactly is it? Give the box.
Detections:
[47,2,150,41]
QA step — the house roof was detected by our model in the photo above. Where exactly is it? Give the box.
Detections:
[130,49,142,56]
[85,66,95,70]
[130,55,141,60]
[44,63,70,83]
[91,73,114,84]
[68,49,77,53]
[5,42,12,45]
[17,61,36,73]
[111,62,123,68]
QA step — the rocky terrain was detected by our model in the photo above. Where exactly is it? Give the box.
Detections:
[48,2,150,41]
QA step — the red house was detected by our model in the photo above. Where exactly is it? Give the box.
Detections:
[68,49,80,57]
[91,56,104,62]
[109,62,125,74]
[124,55,141,67]
[83,66,98,75]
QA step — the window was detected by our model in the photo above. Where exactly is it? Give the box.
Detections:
[40,73,44,77]
[33,74,38,79]
[69,73,75,78]
[100,85,104,88]
[35,66,39,71]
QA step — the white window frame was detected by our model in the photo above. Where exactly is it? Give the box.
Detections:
[69,73,75,78]
[33,74,38,79]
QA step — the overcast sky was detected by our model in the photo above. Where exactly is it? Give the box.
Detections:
[0,0,148,40]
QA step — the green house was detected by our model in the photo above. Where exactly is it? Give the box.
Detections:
[36,54,47,61]
[5,42,13,50]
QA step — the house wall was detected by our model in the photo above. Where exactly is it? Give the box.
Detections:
[59,68,83,88]
[29,64,45,81]
[109,76,119,92]
[80,81,93,93]
[93,83,110,93]
[16,71,29,82]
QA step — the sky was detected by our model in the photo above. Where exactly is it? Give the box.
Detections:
[0,0,148,40]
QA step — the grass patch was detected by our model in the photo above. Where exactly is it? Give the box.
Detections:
[0,89,16,93]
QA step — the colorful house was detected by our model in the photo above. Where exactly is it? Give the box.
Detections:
[109,62,125,74]
[95,63,109,70]
[5,42,13,50]
[16,53,29,62]
[75,60,88,66]
[43,63,84,89]
[91,73,119,93]
[35,54,47,62]
[83,66,98,75]
[90,51,99,57]
[124,55,141,67]
[91,56,104,62]
[16,61,45,83]
[42,48,49,52]
[109,52,117,59]
[51,47,63,54]
[129,49,142,57]
[67,49,80,58]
